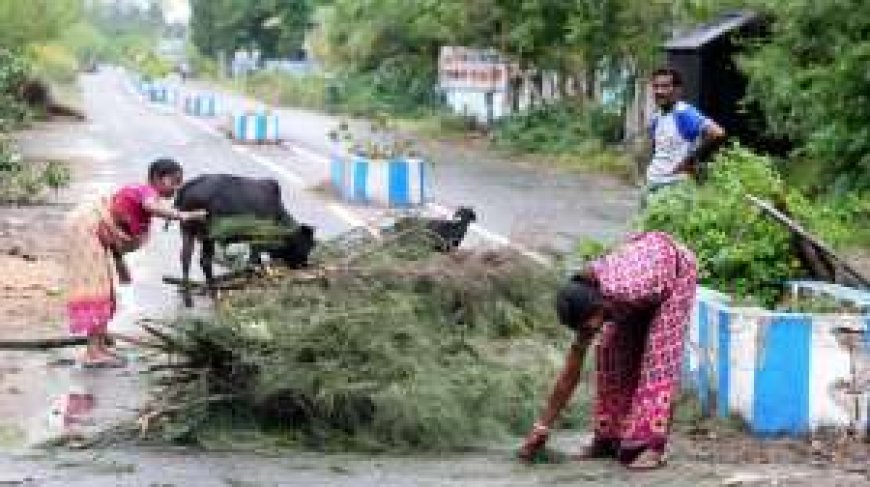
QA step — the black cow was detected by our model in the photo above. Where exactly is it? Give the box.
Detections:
[173,174,315,300]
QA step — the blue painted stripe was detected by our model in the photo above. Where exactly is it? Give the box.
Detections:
[717,309,731,418]
[352,159,368,202]
[255,114,267,141]
[697,301,711,416]
[236,115,247,141]
[330,157,345,196]
[752,315,811,435]
[388,159,410,207]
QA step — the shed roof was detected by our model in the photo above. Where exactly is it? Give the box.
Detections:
[665,10,760,50]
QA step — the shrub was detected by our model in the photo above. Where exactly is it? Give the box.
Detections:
[29,43,78,85]
[638,145,858,307]
[490,103,624,154]
[241,72,328,111]
[0,49,33,130]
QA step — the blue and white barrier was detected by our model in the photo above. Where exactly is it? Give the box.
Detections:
[685,285,870,436]
[147,84,179,105]
[330,154,427,207]
[231,112,280,143]
[183,93,218,117]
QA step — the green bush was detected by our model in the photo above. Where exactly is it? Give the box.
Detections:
[490,103,624,154]
[241,72,328,111]
[638,146,859,307]
[0,49,33,130]
[29,42,78,85]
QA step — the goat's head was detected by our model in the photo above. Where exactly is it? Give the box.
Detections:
[454,207,477,224]
[269,224,316,268]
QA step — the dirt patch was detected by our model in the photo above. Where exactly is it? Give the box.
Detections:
[0,207,69,338]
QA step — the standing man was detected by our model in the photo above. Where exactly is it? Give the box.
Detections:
[644,68,725,201]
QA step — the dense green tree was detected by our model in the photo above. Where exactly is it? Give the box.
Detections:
[0,0,82,49]
[741,0,870,191]
[190,0,313,58]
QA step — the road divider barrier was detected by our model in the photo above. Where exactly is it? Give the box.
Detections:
[230,111,280,144]
[183,93,218,117]
[147,84,179,105]
[685,284,870,437]
[330,153,428,208]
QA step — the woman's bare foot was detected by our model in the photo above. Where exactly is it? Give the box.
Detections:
[626,448,665,470]
[78,349,127,368]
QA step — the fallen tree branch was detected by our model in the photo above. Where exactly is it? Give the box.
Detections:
[746,194,870,288]
[0,336,87,350]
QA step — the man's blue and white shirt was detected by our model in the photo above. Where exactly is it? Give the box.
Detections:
[647,101,711,185]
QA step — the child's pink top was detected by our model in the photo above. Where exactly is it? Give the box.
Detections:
[110,184,158,237]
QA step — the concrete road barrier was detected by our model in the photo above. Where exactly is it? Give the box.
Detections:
[330,154,427,208]
[685,284,870,437]
[183,93,218,117]
[230,111,280,143]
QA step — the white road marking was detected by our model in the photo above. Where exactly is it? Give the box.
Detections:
[179,113,222,137]
[291,144,330,165]
[229,145,305,186]
[325,203,380,236]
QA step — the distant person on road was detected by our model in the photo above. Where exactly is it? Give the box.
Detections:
[644,68,725,203]
[65,158,206,368]
[519,231,697,471]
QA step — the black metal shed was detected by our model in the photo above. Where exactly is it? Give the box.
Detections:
[665,11,790,155]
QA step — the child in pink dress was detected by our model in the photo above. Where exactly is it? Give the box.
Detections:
[65,159,206,367]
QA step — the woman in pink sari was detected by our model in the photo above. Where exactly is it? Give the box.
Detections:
[65,159,205,367]
[519,231,697,470]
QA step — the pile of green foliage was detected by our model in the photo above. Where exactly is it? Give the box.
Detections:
[639,146,861,307]
[145,237,584,451]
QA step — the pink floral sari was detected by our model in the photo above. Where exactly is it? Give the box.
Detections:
[588,231,697,456]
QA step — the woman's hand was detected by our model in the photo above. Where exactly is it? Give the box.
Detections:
[181,209,207,222]
[518,422,550,461]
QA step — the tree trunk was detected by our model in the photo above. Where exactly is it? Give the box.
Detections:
[584,67,597,101]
